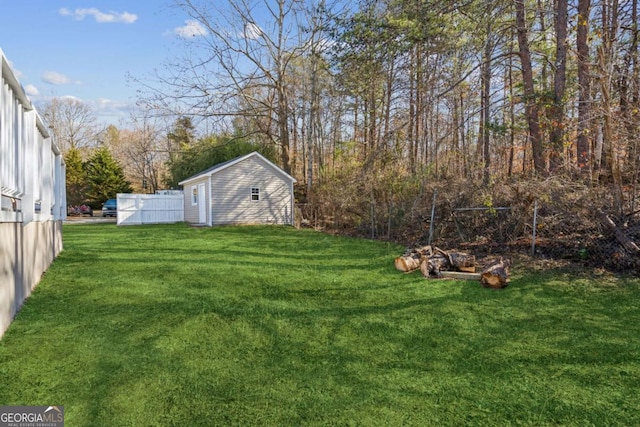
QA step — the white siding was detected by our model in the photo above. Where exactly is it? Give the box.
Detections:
[0,80,22,202]
[0,52,65,223]
[210,155,293,225]
[183,177,209,224]
[0,49,66,337]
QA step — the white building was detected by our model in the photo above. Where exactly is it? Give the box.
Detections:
[0,48,66,337]
[179,151,296,226]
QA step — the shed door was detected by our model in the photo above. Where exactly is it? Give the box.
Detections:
[198,183,207,224]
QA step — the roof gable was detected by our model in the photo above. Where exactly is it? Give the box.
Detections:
[178,151,296,186]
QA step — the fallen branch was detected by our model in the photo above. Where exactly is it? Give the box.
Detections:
[596,209,640,254]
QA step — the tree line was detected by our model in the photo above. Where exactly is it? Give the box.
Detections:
[136,0,638,181]
[40,98,271,208]
[45,0,640,236]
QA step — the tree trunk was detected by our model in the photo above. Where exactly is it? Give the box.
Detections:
[629,0,639,215]
[307,47,319,195]
[620,0,639,191]
[275,0,291,174]
[515,0,545,174]
[536,0,549,93]
[508,48,516,177]
[460,90,468,177]
[576,0,592,173]
[597,0,621,186]
[409,47,416,173]
[481,22,492,185]
[549,0,568,172]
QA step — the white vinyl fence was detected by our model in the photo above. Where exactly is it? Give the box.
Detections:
[117,193,184,225]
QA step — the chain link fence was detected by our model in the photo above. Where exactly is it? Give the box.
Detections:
[300,176,639,275]
[424,189,639,274]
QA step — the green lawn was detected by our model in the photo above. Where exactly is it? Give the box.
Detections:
[1,223,639,426]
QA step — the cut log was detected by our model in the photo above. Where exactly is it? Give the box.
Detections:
[419,253,450,277]
[480,258,510,289]
[394,255,422,273]
[394,245,433,272]
[446,251,476,273]
[419,247,476,278]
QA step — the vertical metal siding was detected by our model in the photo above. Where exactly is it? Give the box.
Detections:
[0,49,65,337]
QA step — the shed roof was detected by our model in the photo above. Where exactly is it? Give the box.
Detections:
[178,151,296,186]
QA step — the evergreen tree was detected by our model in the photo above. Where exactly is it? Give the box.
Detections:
[84,146,133,205]
[165,117,197,188]
[64,147,88,206]
[167,134,275,187]
[167,116,195,151]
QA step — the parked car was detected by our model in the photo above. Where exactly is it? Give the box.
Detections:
[68,204,93,216]
[102,199,117,217]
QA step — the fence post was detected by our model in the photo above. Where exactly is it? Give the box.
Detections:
[428,190,437,245]
[531,199,538,256]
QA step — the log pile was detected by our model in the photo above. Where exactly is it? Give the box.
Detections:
[394,245,509,289]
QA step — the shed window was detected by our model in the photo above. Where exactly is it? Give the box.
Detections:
[191,186,198,205]
[250,187,260,201]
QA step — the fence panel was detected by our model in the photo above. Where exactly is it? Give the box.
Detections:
[117,193,184,225]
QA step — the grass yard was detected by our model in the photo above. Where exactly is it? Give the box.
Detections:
[1,223,639,426]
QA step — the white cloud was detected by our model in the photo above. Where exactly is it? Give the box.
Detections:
[95,98,128,111]
[173,20,208,38]
[42,71,80,85]
[59,8,138,24]
[60,95,83,102]
[92,98,133,124]
[24,84,40,96]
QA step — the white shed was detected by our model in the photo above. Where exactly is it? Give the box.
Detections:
[178,151,296,226]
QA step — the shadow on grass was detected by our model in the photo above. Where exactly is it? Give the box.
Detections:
[0,224,639,425]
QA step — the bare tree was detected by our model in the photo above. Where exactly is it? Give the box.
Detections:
[136,0,309,173]
[595,0,621,187]
[304,0,330,195]
[119,114,168,194]
[39,97,99,154]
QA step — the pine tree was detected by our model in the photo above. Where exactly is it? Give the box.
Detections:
[84,146,133,205]
[64,147,88,206]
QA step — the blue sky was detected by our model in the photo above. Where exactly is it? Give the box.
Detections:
[0,1,201,126]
